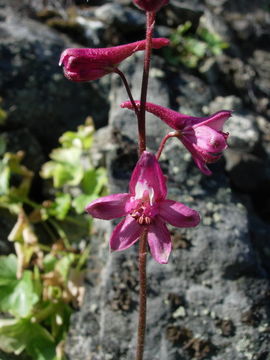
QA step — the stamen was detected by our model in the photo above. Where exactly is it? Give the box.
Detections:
[145,217,151,225]
[138,216,144,225]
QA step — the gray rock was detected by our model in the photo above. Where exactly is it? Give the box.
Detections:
[95,3,144,31]
[0,5,109,152]
[75,16,106,47]
[163,0,203,28]
[226,153,270,192]
[3,128,45,173]
[221,113,259,152]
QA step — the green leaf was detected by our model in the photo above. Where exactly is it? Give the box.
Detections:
[0,162,10,195]
[43,253,58,273]
[53,164,76,188]
[48,193,71,220]
[50,148,81,164]
[185,37,207,57]
[0,254,17,286]
[0,255,39,317]
[81,169,98,195]
[72,193,97,214]
[39,161,56,179]
[41,148,84,187]
[41,161,83,188]
[178,21,192,35]
[0,318,55,360]
[59,120,94,150]
[94,168,107,194]
[55,253,76,281]
[0,108,7,125]
[198,27,229,55]
[0,195,21,214]
[0,135,7,156]
[49,302,72,342]
[81,168,107,196]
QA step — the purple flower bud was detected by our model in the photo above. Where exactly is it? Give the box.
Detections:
[59,38,169,82]
[133,0,169,12]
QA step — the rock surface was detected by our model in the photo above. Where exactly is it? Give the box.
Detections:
[0,3,109,152]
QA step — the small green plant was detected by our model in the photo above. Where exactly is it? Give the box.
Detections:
[0,97,7,126]
[40,117,107,215]
[0,119,107,360]
[164,21,229,69]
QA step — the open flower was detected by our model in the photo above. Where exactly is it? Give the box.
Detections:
[133,0,169,12]
[86,151,200,264]
[59,38,169,82]
[121,101,232,175]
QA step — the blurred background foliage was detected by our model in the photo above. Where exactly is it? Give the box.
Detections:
[0,113,107,359]
[164,20,229,69]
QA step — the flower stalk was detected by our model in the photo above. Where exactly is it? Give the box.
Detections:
[136,229,148,360]
[113,68,140,119]
[156,131,178,160]
[137,12,155,358]
[138,11,156,155]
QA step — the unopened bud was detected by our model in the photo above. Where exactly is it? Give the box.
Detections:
[133,0,169,12]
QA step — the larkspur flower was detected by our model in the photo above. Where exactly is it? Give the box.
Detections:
[133,0,169,12]
[121,101,232,175]
[59,38,169,82]
[86,151,200,264]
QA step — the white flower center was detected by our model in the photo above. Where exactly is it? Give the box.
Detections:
[135,182,154,205]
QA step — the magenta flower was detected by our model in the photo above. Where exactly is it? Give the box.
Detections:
[121,101,232,175]
[133,0,169,12]
[86,151,200,264]
[59,38,169,82]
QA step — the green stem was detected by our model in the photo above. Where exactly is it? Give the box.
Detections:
[31,303,57,323]
[48,219,70,249]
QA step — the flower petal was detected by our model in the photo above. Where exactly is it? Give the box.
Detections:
[159,199,200,227]
[85,193,131,220]
[179,136,213,176]
[194,110,232,131]
[192,126,227,153]
[110,215,142,251]
[148,217,172,264]
[193,156,212,176]
[129,151,167,201]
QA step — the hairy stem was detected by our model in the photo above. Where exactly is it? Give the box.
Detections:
[138,11,156,155]
[136,229,148,360]
[136,11,156,360]
[114,67,140,118]
[156,132,178,160]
